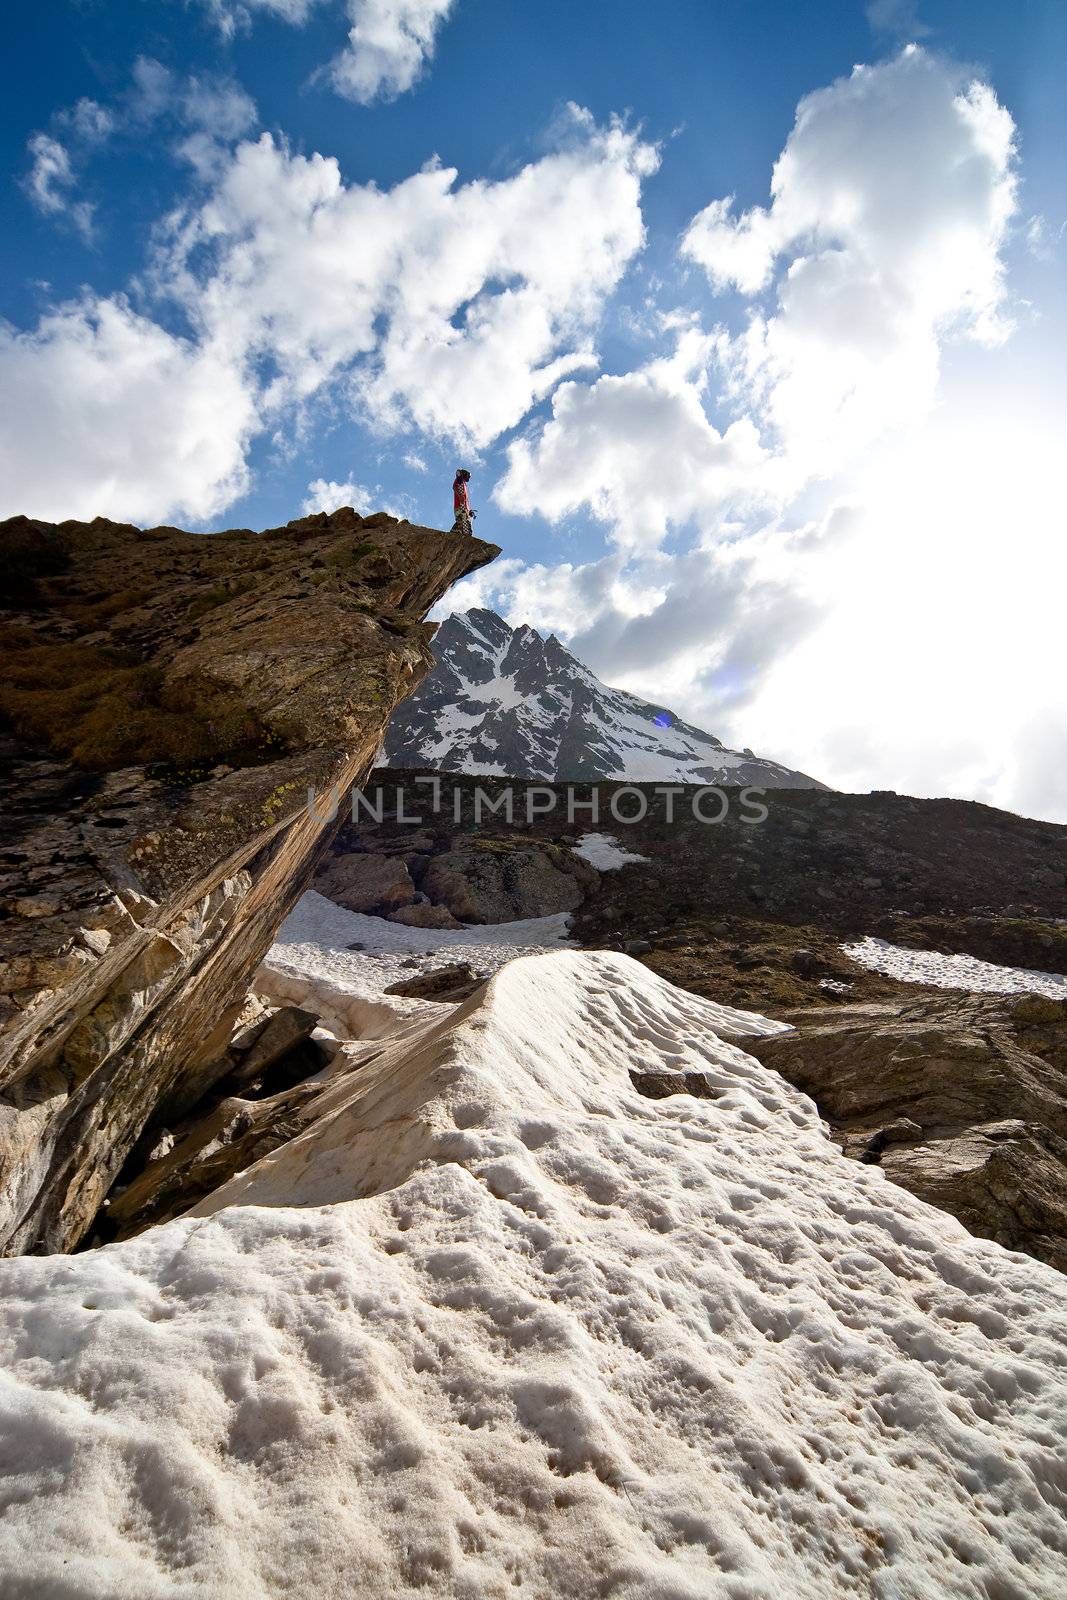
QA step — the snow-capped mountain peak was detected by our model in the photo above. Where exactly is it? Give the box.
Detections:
[384,609,825,786]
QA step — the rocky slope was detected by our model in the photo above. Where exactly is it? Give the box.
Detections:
[0,509,497,1254]
[384,608,824,785]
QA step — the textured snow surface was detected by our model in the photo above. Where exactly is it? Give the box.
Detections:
[258,889,574,1035]
[571,832,650,870]
[845,935,1067,998]
[3,952,1067,1599]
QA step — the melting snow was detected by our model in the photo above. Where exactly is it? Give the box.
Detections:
[257,889,575,1036]
[571,832,650,871]
[844,935,1067,999]
[2,950,1067,1597]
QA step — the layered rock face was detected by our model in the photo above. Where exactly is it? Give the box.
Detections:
[748,992,1067,1271]
[0,509,497,1254]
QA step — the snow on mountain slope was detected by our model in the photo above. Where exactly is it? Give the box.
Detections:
[2,951,1066,1599]
[385,608,825,785]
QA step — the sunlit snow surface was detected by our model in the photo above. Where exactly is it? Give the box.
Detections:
[257,890,576,1035]
[845,934,1067,998]
[571,831,650,870]
[3,948,1067,1597]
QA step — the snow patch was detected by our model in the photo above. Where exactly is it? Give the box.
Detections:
[844,935,1067,998]
[572,832,650,871]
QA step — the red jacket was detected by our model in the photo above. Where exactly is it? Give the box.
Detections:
[453,477,470,513]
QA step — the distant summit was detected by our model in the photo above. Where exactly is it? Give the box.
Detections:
[385,609,825,787]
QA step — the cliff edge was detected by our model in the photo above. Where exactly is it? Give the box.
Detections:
[0,508,498,1254]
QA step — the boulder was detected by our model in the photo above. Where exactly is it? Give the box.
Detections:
[222,1005,320,1094]
[748,992,1067,1271]
[387,903,463,929]
[384,963,485,1002]
[630,1070,722,1100]
[421,842,593,924]
[314,851,417,914]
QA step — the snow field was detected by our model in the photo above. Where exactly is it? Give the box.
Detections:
[1,952,1067,1598]
[258,889,574,1035]
[845,934,1067,999]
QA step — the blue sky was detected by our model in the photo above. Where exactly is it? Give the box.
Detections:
[2,1,1065,818]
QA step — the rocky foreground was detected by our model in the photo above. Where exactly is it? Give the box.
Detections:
[0,511,498,1254]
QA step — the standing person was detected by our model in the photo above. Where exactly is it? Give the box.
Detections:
[451,468,473,535]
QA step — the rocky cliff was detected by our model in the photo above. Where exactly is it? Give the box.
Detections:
[0,509,498,1254]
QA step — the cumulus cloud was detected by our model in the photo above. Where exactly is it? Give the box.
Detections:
[303,477,373,513]
[0,298,256,525]
[478,48,1059,818]
[3,107,654,526]
[155,109,656,449]
[329,0,455,104]
[301,476,409,516]
[497,329,771,550]
[684,47,1018,477]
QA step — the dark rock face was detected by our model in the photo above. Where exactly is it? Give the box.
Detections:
[419,843,595,924]
[630,1070,723,1100]
[0,510,497,1254]
[747,993,1067,1272]
[383,962,486,1003]
[385,609,825,786]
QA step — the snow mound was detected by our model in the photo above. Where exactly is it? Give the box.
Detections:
[845,934,1067,999]
[2,951,1067,1599]
[571,831,650,870]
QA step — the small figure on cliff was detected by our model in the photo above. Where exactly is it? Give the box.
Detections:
[451,468,474,535]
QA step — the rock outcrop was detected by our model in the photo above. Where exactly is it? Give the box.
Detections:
[747,991,1067,1271]
[0,509,497,1254]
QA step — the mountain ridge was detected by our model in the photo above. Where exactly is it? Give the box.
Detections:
[385,607,825,787]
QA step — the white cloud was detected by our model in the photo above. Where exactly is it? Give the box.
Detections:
[302,477,374,513]
[199,0,320,40]
[195,0,453,105]
[22,61,259,237]
[23,134,94,240]
[4,107,654,528]
[476,50,1066,822]
[684,47,1018,479]
[155,110,656,450]
[1024,214,1062,263]
[329,0,455,105]
[734,387,1067,821]
[61,98,115,143]
[0,298,256,525]
[496,329,771,551]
